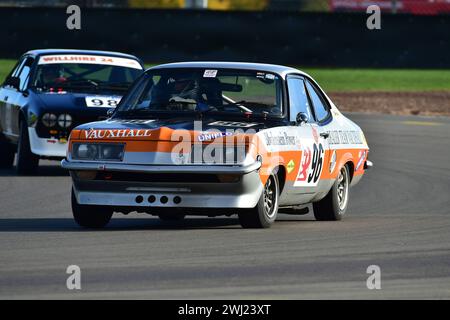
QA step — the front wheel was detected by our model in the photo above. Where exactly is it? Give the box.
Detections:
[313,164,350,221]
[238,173,279,228]
[16,122,39,175]
[71,189,113,228]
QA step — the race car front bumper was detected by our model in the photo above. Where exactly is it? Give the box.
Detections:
[29,128,68,158]
[62,160,264,209]
[61,160,261,174]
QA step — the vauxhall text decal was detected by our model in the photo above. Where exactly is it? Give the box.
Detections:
[84,129,152,139]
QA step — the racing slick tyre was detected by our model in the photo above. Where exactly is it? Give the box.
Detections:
[0,140,15,168]
[313,164,350,221]
[156,208,186,221]
[71,189,113,228]
[238,173,279,228]
[16,122,39,175]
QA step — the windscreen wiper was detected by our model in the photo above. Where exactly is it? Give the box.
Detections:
[115,108,156,117]
[99,82,131,91]
[223,100,253,113]
[64,79,100,87]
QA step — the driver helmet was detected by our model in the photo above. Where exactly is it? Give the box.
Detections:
[41,64,65,84]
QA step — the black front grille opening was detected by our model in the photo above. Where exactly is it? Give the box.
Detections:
[160,196,169,204]
[95,171,222,183]
[173,196,182,204]
[135,195,144,204]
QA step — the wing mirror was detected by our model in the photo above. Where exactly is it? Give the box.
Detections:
[106,108,115,117]
[296,112,308,125]
[5,76,20,90]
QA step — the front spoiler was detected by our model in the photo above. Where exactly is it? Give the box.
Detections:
[61,159,261,174]
[64,159,264,208]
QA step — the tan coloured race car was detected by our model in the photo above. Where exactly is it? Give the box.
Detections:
[62,62,372,228]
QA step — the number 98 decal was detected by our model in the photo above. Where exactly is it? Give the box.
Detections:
[85,96,121,108]
[294,142,325,187]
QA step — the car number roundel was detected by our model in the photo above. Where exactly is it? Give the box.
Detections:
[85,96,121,108]
[294,140,325,187]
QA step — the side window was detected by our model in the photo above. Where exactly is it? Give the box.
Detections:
[16,57,34,91]
[305,80,330,122]
[3,57,26,86]
[11,58,27,77]
[287,76,313,122]
[120,75,153,110]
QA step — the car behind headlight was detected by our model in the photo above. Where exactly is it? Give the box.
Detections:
[58,114,72,128]
[72,143,125,161]
[41,113,57,127]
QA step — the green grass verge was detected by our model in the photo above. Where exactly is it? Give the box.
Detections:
[1,59,449,92]
[144,63,450,92]
[0,59,15,81]
[300,68,450,92]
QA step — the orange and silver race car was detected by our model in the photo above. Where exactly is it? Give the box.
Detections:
[62,62,372,229]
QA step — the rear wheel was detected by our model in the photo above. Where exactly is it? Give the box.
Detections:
[71,189,113,228]
[238,173,279,228]
[313,164,350,221]
[0,140,15,168]
[16,121,39,175]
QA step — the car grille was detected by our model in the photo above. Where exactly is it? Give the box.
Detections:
[94,171,221,183]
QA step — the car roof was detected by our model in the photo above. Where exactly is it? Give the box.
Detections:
[148,61,307,78]
[25,49,141,61]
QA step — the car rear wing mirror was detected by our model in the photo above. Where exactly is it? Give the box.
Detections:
[107,108,115,117]
[296,112,308,125]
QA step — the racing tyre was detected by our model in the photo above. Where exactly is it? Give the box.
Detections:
[238,173,279,228]
[157,208,186,221]
[16,121,39,175]
[0,140,15,168]
[313,164,350,221]
[71,189,113,228]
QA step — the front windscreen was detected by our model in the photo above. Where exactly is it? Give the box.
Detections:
[32,54,143,94]
[115,68,283,118]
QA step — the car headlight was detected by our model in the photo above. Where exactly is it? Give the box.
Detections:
[41,113,57,127]
[58,114,72,128]
[72,143,125,161]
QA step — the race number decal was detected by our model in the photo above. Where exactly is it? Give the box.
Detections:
[294,142,325,187]
[85,96,121,108]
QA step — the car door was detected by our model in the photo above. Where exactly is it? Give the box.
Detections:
[283,75,320,205]
[0,56,26,141]
[304,78,333,200]
[11,56,35,136]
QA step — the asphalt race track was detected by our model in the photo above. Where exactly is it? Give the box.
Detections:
[0,113,449,299]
